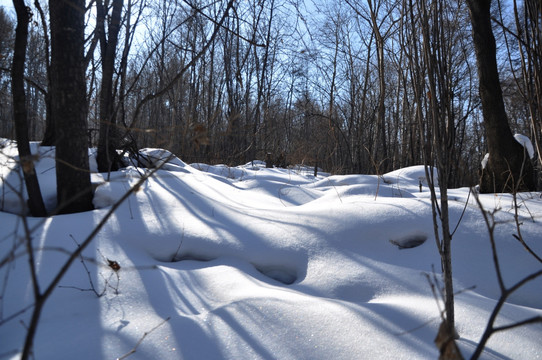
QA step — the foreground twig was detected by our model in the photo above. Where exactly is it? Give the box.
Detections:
[116,316,171,360]
[470,190,542,359]
[20,153,176,360]
[511,192,542,263]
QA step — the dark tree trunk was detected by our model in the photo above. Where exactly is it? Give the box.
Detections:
[34,0,55,146]
[49,0,93,213]
[367,0,389,173]
[12,0,46,217]
[96,0,124,173]
[466,0,535,193]
[40,81,54,146]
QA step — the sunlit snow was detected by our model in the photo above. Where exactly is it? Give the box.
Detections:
[1,140,541,359]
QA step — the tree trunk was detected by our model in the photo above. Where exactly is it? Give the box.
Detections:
[417,0,458,343]
[367,0,389,173]
[34,0,55,146]
[96,0,124,173]
[49,0,93,213]
[466,0,535,193]
[12,0,46,217]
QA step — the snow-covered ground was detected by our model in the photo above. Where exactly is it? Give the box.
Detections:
[1,140,541,359]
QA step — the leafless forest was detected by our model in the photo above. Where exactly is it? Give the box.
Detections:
[0,0,540,188]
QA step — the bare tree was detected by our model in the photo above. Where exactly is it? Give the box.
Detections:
[511,0,542,187]
[33,0,54,146]
[49,0,93,213]
[466,0,535,193]
[96,0,125,172]
[11,0,46,217]
[2,0,536,187]
[411,1,464,355]
[0,7,15,138]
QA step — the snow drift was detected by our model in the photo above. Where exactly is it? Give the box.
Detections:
[1,141,541,359]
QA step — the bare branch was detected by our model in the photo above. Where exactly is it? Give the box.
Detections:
[116,316,171,360]
[492,316,542,333]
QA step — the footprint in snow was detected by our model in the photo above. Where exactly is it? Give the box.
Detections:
[254,265,298,285]
[389,232,428,249]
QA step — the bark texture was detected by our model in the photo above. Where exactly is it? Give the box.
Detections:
[96,0,124,173]
[12,0,46,216]
[466,0,535,193]
[49,0,93,213]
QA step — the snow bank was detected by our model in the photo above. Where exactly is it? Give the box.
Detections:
[1,142,541,360]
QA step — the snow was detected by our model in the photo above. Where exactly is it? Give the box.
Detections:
[514,134,536,159]
[481,153,489,170]
[1,140,541,359]
[480,134,535,170]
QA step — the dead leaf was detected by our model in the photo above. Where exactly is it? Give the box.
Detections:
[107,259,121,272]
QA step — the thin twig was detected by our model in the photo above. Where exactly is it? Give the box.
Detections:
[450,187,472,238]
[492,316,542,333]
[472,189,506,293]
[171,228,185,262]
[68,235,105,297]
[0,303,34,327]
[116,316,171,360]
[470,183,542,360]
[512,192,542,263]
[21,152,177,359]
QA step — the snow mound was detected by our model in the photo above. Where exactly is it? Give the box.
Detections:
[130,148,191,172]
[0,140,97,214]
[384,165,437,188]
[1,143,542,360]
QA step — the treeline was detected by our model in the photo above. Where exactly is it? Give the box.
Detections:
[0,0,540,188]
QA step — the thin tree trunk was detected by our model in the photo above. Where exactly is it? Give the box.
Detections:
[34,0,54,146]
[367,0,389,173]
[97,0,124,173]
[12,0,46,217]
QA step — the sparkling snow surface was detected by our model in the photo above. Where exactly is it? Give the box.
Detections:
[1,143,541,359]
